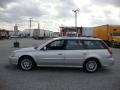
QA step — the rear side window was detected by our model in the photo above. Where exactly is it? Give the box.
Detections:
[83,40,107,49]
[65,39,84,50]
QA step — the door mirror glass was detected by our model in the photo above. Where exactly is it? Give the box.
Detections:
[43,46,47,51]
[41,46,47,51]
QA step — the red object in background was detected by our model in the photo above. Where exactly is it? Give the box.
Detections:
[63,32,66,36]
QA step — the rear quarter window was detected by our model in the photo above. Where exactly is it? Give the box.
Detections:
[83,40,107,49]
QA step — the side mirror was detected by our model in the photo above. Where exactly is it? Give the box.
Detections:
[43,46,47,51]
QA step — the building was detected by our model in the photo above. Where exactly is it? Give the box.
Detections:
[54,32,60,37]
[0,29,9,39]
[82,27,93,36]
[60,26,82,37]
[23,28,58,39]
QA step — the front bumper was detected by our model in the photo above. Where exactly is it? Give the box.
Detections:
[9,56,18,65]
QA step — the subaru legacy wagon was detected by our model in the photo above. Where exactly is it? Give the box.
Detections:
[9,37,114,73]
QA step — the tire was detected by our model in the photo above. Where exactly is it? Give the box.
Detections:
[83,60,99,73]
[19,57,35,71]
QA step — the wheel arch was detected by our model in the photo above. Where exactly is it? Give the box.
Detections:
[18,55,36,66]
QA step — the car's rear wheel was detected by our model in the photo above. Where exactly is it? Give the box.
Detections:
[83,60,99,73]
[19,57,35,71]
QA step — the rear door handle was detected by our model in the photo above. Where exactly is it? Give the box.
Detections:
[58,53,62,55]
[83,53,87,55]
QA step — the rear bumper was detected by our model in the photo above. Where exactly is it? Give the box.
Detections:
[9,56,18,65]
[100,57,114,67]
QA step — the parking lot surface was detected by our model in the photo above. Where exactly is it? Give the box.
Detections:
[0,38,120,90]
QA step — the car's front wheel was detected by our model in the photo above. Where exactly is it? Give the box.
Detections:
[19,57,35,71]
[83,60,99,73]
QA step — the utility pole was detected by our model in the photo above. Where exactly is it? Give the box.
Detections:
[38,23,40,29]
[29,18,32,37]
[38,23,40,37]
[13,24,19,47]
[72,9,79,36]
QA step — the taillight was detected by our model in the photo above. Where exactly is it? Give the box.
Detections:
[107,47,112,55]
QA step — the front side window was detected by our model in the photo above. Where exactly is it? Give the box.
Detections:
[83,40,106,49]
[65,39,84,50]
[46,40,64,50]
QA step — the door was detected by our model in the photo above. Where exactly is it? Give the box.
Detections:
[38,39,65,65]
[64,39,86,66]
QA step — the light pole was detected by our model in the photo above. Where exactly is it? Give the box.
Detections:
[38,23,40,39]
[72,9,79,36]
[29,18,32,37]
[13,24,19,47]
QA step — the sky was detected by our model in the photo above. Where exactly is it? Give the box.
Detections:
[0,0,120,32]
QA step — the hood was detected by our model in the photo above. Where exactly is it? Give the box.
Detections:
[14,47,36,52]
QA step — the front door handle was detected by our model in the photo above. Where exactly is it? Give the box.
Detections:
[58,53,62,55]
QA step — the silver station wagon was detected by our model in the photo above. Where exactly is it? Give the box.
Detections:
[9,37,114,73]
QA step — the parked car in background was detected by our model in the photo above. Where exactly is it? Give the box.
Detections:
[9,37,114,73]
[10,35,19,38]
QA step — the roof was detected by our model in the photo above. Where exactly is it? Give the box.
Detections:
[53,37,101,40]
